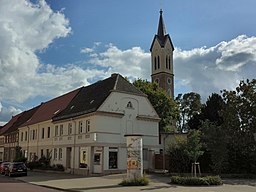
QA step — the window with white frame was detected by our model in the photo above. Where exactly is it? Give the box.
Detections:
[46,149,50,159]
[79,121,83,133]
[42,128,45,139]
[68,123,72,135]
[60,124,63,136]
[32,130,36,140]
[21,132,23,141]
[55,125,58,136]
[59,148,62,159]
[54,148,57,159]
[25,131,27,141]
[47,127,50,138]
[86,120,90,133]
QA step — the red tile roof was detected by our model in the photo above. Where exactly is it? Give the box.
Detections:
[0,113,23,135]
[4,106,40,134]
[22,88,81,126]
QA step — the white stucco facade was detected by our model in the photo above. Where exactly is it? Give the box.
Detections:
[18,91,160,175]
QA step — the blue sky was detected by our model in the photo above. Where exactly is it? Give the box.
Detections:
[0,0,256,124]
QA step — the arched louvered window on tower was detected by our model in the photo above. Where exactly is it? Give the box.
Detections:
[157,56,160,69]
[166,56,168,69]
[168,56,171,69]
[154,57,157,70]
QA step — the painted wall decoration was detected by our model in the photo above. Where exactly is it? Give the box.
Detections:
[125,134,143,179]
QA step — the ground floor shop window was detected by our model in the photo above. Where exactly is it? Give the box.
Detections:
[79,147,87,168]
[109,151,118,169]
[94,153,101,165]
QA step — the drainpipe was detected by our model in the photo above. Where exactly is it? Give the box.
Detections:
[27,126,30,161]
[37,124,39,159]
[72,119,77,174]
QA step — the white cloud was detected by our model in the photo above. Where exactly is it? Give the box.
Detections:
[174,35,256,98]
[87,44,151,80]
[0,104,22,125]
[84,35,256,100]
[0,0,71,103]
[81,48,94,53]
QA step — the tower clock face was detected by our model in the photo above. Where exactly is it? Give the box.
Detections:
[167,78,171,84]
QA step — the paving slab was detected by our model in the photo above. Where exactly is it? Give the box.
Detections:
[16,171,256,192]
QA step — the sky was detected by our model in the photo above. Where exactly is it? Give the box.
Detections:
[0,0,256,125]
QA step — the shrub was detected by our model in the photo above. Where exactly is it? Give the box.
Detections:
[171,175,222,186]
[119,176,149,186]
[14,157,27,163]
[26,161,41,170]
[52,164,65,171]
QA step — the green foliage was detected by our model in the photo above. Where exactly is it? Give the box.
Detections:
[170,175,223,186]
[167,135,190,173]
[185,130,204,163]
[175,92,202,132]
[119,176,149,186]
[133,79,179,132]
[26,161,41,170]
[52,164,65,171]
[176,79,256,175]
[14,156,27,163]
[221,79,256,174]
[189,93,224,130]
[38,155,51,168]
[14,146,27,163]
[200,120,228,174]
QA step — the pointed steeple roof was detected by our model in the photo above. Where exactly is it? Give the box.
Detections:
[157,9,166,43]
[150,9,174,51]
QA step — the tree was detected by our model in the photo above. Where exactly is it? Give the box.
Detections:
[14,146,27,162]
[185,129,204,177]
[201,93,224,126]
[167,135,190,174]
[221,79,256,173]
[133,79,179,132]
[200,120,228,174]
[175,92,202,132]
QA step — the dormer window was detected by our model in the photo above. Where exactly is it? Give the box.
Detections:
[127,101,133,108]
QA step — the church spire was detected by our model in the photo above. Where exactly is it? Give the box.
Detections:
[157,9,166,39]
[150,8,174,99]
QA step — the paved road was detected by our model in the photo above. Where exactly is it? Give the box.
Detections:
[0,174,64,192]
[15,171,256,192]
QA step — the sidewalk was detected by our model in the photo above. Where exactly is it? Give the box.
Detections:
[16,171,256,192]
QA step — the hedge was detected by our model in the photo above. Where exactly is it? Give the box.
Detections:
[119,176,149,186]
[171,175,223,186]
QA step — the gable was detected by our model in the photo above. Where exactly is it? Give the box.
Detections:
[150,34,174,52]
[53,74,145,122]
[98,91,159,119]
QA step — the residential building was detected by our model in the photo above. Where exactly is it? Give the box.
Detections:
[1,74,160,175]
[51,74,160,174]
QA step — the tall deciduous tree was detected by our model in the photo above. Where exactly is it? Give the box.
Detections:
[175,92,202,132]
[133,79,179,132]
[221,79,256,173]
[188,93,224,130]
[200,120,228,174]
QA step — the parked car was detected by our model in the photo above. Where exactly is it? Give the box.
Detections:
[5,162,27,177]
[0,162,10,175]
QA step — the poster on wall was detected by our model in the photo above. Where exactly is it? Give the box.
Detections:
[125,134,143,179]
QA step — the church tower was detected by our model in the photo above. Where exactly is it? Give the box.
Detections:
[150,9,174,98]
